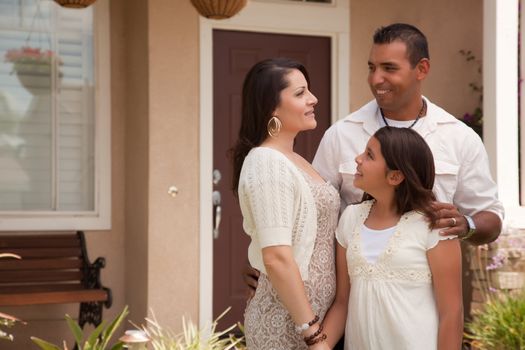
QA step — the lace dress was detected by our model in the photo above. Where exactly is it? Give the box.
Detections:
[244,175,340,350]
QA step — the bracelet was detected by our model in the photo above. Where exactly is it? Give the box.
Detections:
[460,215,476,241]
[305,332,327,346]
[304,324,323,343]
[460,229,475,241]
[295,315,319,334]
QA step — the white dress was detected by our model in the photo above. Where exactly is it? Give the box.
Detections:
[336,200,455,350]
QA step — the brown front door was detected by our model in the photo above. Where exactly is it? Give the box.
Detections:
[212,29,331,329]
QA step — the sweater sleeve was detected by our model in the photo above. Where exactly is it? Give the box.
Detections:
[239,152,296,248]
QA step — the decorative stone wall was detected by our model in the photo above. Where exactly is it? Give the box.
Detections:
[469,227,525,313]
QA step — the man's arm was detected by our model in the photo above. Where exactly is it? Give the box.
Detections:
[433,129,503,244]
[242,263,260,299]
[433,202,502,245]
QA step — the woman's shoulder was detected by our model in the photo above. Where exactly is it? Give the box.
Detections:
[247,146,286,160]
[240,147,299,187]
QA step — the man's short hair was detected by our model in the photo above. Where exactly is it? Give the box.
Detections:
[373,23,429,67]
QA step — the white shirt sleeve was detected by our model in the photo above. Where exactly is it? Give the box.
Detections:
[313,125,342,191]
[239,155,296,248]
[454,131,504,219]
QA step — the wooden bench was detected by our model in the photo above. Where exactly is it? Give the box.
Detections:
[0,231,112,328]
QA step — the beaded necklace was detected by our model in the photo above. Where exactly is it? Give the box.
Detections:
[380,99,427,129]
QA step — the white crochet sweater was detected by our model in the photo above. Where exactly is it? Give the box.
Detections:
[238,147,317,281]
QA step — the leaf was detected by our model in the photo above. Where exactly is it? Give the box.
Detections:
[109,342,125,350]
[85,320,107,348]
[31,336,63,350]
[99,305,129,349]
[65,314,84,347]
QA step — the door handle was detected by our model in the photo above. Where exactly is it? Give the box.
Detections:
[212,190,222,239]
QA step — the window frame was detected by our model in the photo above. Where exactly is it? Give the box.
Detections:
[0,0,111,231]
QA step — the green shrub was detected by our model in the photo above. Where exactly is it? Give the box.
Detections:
[465,291,525,350]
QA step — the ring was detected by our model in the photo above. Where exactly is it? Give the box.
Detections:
[451,217,457,227]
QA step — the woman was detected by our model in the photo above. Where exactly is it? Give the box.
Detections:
[231,58,340,349]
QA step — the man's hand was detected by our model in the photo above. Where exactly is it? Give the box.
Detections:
[243,263,260,299]
[431,201,468,237]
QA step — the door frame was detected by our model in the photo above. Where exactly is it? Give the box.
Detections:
[198,0,350,327]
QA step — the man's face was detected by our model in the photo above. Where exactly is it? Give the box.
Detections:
[367,41,422,115]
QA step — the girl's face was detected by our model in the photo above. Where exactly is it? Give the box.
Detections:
[354,136,391,194]
[273,69,318,134]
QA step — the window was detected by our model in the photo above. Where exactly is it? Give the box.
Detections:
[0,0,110,230]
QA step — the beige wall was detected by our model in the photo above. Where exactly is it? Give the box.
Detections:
[146,0,200,329]
[350,0,483,118]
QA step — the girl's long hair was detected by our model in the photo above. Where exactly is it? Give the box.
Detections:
[230,58,310,194]
[364,126,438,227]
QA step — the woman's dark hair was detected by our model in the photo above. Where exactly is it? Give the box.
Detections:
[373,23,429,67]
[364,126,437,227]
[231,58,310,193]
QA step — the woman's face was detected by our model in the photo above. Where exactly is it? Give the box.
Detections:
[273,69,318,135]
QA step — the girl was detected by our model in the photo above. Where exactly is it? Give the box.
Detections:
[324,126,463,349]
[232,58,340,349]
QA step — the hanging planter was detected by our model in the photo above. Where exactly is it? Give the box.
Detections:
[54,0,97,8]
[5,46,62,94]
[190,0,247,19]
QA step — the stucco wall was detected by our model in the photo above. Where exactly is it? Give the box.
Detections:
[146,0,200,329]
[350,0,483,119]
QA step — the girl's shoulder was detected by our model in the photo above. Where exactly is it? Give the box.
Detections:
[340,200,373,226]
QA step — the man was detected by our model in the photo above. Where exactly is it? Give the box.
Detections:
[313,23,503,243]
[244,23,503,348]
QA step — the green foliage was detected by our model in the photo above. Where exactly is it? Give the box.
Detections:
[465,291,525,349]
[459,49,483,138]
[31,306,129,350]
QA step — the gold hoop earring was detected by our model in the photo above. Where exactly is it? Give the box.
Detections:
[267,116,282,138]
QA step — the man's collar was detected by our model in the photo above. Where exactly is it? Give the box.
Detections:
[344,96,458,136]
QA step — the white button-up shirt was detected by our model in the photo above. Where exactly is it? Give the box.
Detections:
[313,98,504,219]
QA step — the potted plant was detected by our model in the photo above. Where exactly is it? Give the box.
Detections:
[4,46,61,93]
[128,307,245,349]
[31,306,128,350]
